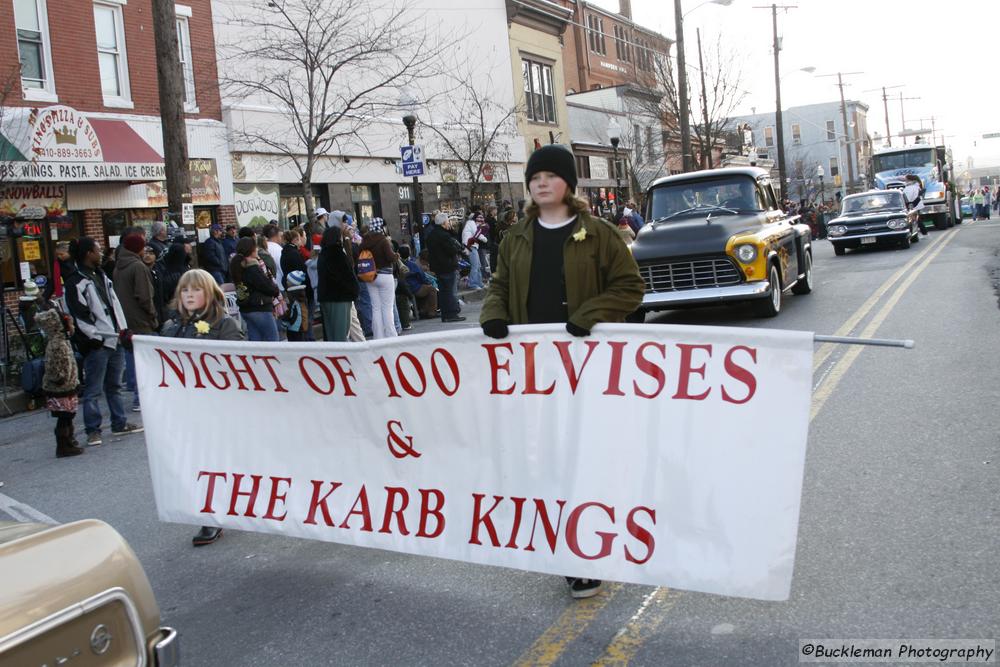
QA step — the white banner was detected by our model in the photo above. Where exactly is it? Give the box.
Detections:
[135,324,813,601]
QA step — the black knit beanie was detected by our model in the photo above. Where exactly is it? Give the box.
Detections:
[525,144,578,191]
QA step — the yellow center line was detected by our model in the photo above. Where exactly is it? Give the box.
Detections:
[813,230,947,373]
[591,588,681,667]
[809,225,959,420]
[575,225,964,667]
[513,583,624,667]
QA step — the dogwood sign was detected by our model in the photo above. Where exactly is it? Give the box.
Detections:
[135,324,812,601]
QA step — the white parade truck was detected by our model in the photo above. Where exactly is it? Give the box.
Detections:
[869,140,960,230]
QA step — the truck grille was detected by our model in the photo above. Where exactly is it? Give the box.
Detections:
[639,257,742,292]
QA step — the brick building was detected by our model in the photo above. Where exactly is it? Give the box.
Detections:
[0,0,234,308]
[557,0,672,94]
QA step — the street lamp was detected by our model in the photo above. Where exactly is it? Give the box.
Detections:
[608,118,623,212]
[675,0,734,173]
[816,164,825,205]
[399,89,424,247]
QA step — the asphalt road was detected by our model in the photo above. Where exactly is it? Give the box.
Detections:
[1,221,998,666]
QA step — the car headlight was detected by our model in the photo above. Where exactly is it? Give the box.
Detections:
[887,218,909,230]
[735,243,758,263]
[828,225,847,237]
[924,190,945,200]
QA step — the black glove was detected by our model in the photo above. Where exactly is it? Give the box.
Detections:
[481,319,509,339]
[566,321,590,337]
[118,329,134,351]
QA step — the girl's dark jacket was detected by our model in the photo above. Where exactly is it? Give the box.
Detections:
[161,314,244,341]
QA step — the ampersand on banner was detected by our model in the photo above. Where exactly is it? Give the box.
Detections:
[386,420,421,459]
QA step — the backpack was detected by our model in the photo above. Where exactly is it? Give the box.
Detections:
[356,249,377,282]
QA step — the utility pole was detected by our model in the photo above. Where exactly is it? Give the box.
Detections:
[151,0,191,233]
[897,92,920,145]
[697,28,711,169]
[818,71,861,191]
[754,4,796,197]
[864,85,902,147]
[674,0,693,172]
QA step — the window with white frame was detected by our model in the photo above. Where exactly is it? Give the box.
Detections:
[764,126,774,147]
[13,0,56,99]
[613,25,630,63]
[826,120,836,141]
[522,59,555,124]
[829,157,839,177]
[646,125,654,162]
[587,15,606,55]
[175,10,196,110]
[93,1,131,107]
[791,123,801,145]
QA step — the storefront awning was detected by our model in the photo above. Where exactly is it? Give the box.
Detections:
[0,104,164,183]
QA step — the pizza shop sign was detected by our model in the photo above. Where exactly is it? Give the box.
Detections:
[30,105,103,163]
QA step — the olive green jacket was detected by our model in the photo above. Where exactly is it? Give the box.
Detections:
[480,213,645,331]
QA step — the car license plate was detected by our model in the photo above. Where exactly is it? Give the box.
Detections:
[861,236,876,245]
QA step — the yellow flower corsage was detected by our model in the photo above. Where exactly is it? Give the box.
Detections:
[572,228,587,242]
[194,320,211,335]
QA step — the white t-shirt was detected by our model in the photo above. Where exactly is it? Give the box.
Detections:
[537,215,577,230]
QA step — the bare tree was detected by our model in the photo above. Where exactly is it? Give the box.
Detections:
[216,0,452,220]
[690,34,747,170]
[421,67,521,207]
[0,65,26,190]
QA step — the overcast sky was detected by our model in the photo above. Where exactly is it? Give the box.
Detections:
[590,0,1000,170]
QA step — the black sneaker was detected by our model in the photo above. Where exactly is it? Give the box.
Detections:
[111,423,145,435]
[442,316,467,323]
[566,577,603,599]
[192,526,223,546]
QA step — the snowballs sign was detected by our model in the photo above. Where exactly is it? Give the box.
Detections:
[134,324,813,601]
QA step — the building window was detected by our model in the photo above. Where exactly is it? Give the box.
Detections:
[829,157,839,177]
[791,123,801,145]
[613,25,630,62]
[826,120,836,141]
[94,1,131,107]
[522,59,555,124]
[576,156,591,179]
[175,11,197,111]
[587,15,606,55]
[764,126,774,147]
[13,0,56,100]
[646,125,655,162]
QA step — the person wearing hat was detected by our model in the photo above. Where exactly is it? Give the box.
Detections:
[202,223,229,284]
[479,144,644,599]
[359,217,398,338]
[317,222,359,342]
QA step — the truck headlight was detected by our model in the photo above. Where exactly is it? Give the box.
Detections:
[887,218,909,230]
[924,190,945,200]
[735,243,758,263]
[828,225,847,237]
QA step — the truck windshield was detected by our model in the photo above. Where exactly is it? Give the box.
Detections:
[872,149,934,172]
[649,176,762,221]
[842,192,904,213]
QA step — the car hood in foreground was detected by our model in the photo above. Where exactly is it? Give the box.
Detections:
[631,213,763,261]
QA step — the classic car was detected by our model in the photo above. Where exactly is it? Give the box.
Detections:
[628,167,814,319]
[0,519,179,666]
[826,190,919,255]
